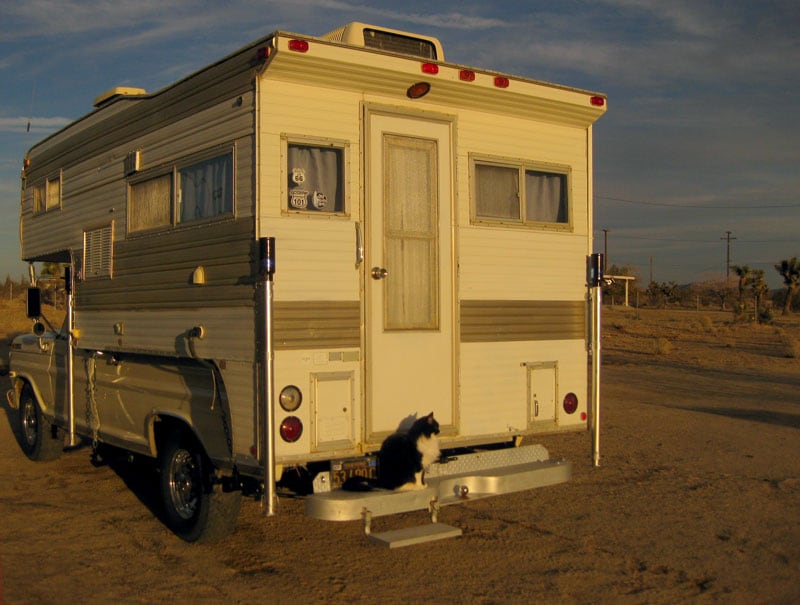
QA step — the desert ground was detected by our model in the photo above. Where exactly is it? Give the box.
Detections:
[0,302,798,604]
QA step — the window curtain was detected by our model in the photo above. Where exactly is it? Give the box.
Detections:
[287,145,342,212]
[475,164,519,220]
[179,154,233,222]
[525,171,566,223]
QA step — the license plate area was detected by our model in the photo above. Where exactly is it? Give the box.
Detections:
[330,456,378,488]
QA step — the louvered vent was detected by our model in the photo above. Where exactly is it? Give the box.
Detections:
[361,28,437,59]
[84,223,114,279]
[321,22,444,61]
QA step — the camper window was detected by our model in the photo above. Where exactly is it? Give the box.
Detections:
[473,159,570,228]
[178,153,234,223]
[32,172,62,214]
[129,173,172,232]
[286,143,345,214]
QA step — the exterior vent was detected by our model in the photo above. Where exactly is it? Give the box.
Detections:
[322,22,444,61]
[124,150,141,175]
[84,223,114,279]
[93,86,147,108]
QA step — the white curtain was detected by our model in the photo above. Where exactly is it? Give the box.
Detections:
[287,145,342,212]
[179,154,233,222]
[525,170,566,223]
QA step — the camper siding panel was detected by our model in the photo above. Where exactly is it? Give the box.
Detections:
[457,227,588,300]
[459,340,588,435]
[273,302,360,349]
[262,218,360,301]
[460,300,585,342]
[74,306,256,360]
[77,219,255,310]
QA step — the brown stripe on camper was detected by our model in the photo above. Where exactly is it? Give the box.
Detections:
[273,301,360,349]
[460,300,585,342]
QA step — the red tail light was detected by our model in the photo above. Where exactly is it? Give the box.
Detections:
[421,63,439,75]
[563,392,578,414]
[280,416,303,442]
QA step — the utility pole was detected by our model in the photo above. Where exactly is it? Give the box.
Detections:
[649,256,654,284]
[721,231,736,281]
[602,229,608,273]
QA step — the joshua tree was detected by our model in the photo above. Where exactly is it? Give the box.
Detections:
[731,264,752,312]
[774,257,800,314]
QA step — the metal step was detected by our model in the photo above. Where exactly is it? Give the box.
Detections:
[368,523,462,548]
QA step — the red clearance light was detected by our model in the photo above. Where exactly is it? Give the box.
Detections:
[563,392,579,414]
[494,76,510,88]
[459,70,476,82]
[288,39,309,52]
[421,63,439,75]
[280,416,303,442]
[590,96,606,107]
[256,46,271,60]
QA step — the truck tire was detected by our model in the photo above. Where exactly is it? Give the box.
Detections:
[18,383,63,461]
[158,433,241,542]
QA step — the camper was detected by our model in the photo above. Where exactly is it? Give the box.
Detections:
[8,22,606,543]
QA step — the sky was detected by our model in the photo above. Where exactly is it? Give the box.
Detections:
[0,0,797,288]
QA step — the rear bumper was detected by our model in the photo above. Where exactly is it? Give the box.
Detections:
[305,444,570,522]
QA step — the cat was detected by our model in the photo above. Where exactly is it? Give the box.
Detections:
[342,412,441,491]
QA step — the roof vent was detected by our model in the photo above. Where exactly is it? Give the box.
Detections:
[93,86,147,108]
[322,22,444,61]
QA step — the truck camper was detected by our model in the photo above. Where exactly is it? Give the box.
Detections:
[9,22,606,543]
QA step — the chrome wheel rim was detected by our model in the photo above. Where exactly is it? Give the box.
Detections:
[21,399,38,448]
[168,448,200,520]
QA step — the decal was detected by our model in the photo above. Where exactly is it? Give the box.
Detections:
[312,190,328,210]
[290,189,308,209]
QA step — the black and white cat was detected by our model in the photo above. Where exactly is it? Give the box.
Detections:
[343,412,441,491]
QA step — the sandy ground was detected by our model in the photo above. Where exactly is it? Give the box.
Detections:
[0,305,799,604]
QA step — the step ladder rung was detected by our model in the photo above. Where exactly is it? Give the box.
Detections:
[367,523,462,548]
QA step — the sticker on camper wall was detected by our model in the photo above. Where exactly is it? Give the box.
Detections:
[291,168,306,185]
[290,189,308,209]
[312,190,328,210]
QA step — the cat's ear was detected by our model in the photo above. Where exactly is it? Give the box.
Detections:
[426,412,435,422]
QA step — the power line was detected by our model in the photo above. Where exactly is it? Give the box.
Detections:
[595,194,800,209]
[594,232,795,244]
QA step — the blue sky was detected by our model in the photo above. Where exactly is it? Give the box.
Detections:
[1,0,797,287]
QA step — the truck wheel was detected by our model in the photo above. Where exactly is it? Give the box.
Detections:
[158,434,241,542]
[18,384,63,461]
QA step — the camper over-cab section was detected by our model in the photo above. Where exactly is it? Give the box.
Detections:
[14,22,605,541]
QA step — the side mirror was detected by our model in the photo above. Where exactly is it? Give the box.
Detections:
[26,287,42,319]
[33,321,46,337]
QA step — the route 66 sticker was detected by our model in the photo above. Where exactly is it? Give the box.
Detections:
[292,167,306,185]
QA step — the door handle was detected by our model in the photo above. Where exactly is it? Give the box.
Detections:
[354,222,364,267]
[371,267,389,280]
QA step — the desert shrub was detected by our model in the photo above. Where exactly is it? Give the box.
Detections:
[653,337,672,355]
[699,315,715,334]
[776,328,800,358]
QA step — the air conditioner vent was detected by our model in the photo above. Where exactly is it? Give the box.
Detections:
[322,22,444,61]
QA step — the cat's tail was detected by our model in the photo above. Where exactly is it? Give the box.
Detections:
[340,476,382,492]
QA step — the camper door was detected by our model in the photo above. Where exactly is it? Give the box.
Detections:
[365,111,455,438]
